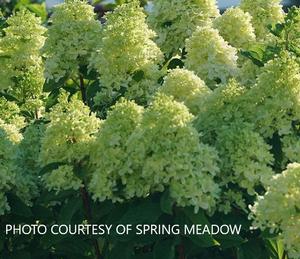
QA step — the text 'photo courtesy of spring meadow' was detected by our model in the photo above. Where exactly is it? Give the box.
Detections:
[0,0,300,258]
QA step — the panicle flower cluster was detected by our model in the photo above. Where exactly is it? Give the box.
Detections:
[282,132,300,164]
[42,0,101,81]
[215,123,274,196]
[0,97,25,129]
[148,0,219,55]
[90,1,163,105]
[16,123,45,176]
[240,0,284,39]
[195,80,274,212]
[90,94,220,213]
[185,26,238,88]
[89,99,144,202]
[251,163,300,259]
[238,59,261,87]
[0,122,18,215]
[213,7,256,49]
[125,94,220,213]
[195,79,248,143]
[159,69,211,114]
[39,91,101,192]
[10,123,46,203]
[0,10,46,108]
[246,53,300,138]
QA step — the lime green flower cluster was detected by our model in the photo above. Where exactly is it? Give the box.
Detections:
[90,1,163,105]
[185,26,238,88]
[213,7,256,49]
[240,0,284,39]
[195,79,248,143]
[0,97,25,129]
[148,0,219,55]
[10,123,45,203]
[246,53,300,138]
[282,133,300,163]
[159,68,211,114]
[197,54,300,140]
[16,123,45,176]
[39,91,101,192]
[238,59,261,87]
[43,0,101,81]
[0,124,18,215]
[89,99,144,202]
[90,94,220,213]
[251,163,300,259]
[0,10,46,105]
[216,123,274,196]
[195,80,274,212]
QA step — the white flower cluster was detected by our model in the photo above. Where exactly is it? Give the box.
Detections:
[159,68,211,114]
[91,1,163,105]
[240,0,284,39]
[39,91,101,192]
[0,120,20,215]
[251,163,300,259]
[213,7,256,49]
[0,10,46,111]
[90,94,220,213]
[42,0,101,81]
[148,0,219,55]
[185,26,238,88]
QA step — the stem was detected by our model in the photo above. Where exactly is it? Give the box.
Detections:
[79,74,87,105]
[80,186,103,259]
[178,243,185,259]
[78,74,101,258]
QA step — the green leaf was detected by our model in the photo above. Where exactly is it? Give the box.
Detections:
[265,238,286,259]
[108,242,133,259]
[216,234,245,249]
[54,237,92,256]
[269,23,284,37]
[43,77,66,92]
[182,207,219,248]
[119,199,162,225]
[31,205,53,222]
[58,196,82,224]
[26,3,47,22]
[11,251,31,259]
[86,80,102,106]
[167,58,184,69]
[160,189,174,215]
[153,239,175,259]
[240,50,264,67]
[79,66,98,80]
[183,207,211,226]
[39,162,66,176]
[237,239,268,259]
[132,70,145,82]
[0,231,5,251]
[7,193,33,218]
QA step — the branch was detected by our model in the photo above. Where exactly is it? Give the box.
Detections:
[80,186,103,259]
